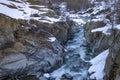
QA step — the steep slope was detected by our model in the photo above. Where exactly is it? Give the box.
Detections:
[84,0,120,80]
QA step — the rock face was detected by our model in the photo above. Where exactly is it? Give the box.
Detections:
[104,29,120,80]
[84,21,120,80]
[0,13,74,79]
[65,0,91,11]
[26,0,91,11]
[84,21,110,55]
[83,1,120,79]
[0,0,84,79]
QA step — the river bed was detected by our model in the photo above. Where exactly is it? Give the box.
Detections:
[50,11,93,80]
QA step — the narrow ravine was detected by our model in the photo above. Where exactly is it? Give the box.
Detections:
[50,5,93,79]
[1,0,120,80]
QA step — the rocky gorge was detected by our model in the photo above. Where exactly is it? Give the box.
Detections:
[0,0,120,80]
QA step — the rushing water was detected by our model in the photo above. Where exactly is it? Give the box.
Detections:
[51,14,93,80]
[50,2,94,80]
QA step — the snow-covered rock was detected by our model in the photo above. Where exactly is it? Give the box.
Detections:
[0,0,47,19]
[0,5,74,79]
[88,49,109,80]
[44,73,50,78]
[91,24,112,35]
[0,0,61,24]
[48,37,56,42]
[115,24,120,30]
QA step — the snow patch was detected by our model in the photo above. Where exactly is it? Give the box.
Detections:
[91,25,112,35]
[115,24,120,30]
[44,73,50,78]
[0,0,61,24]
[0,0,47,19]
[48,37,56,42]
[72,18,86,25]
[81,13,91,17]
[68,13,86,25]
[37,16,60,24]
[88,49,109,80]
[91,14,105,22]
[91,1,106,15]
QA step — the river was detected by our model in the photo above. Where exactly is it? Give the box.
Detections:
[50,3,94,80]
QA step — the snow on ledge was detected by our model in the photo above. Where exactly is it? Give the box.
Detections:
[92,24,120,32]
[91,1,106,15]
[69,14,86,25]
[44,73,50,78]
[91,25,112,35]
[0,0,61,24]
[115,24,120,30]
[0,0,48,19]
[47,37,56,42]
[72,18,86,25]
[88,49,109,80]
